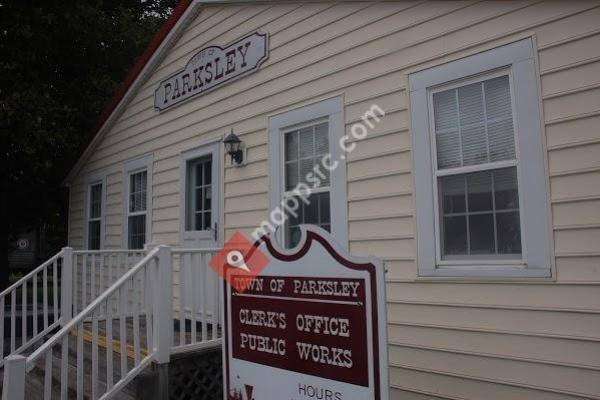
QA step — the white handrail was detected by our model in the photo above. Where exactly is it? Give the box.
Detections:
[0,250,63,298]
[1,244,223,400]
[26,246,161,369]
[171,247,220,253]
[1,249,67,365]
[72,249,147,255]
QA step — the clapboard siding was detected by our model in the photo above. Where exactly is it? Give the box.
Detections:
[67,2,600,398]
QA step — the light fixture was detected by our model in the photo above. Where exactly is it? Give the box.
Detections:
[223,128,244,165]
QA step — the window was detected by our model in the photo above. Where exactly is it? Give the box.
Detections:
[269,96,347,248]
[128,170,147,249]
[186,155,212,231]
[283,121,332,247]
[409,38,551,277]
[180,140,220,248]
[433,74,522,260]
[123,155,152,249]
[87,182,103,250]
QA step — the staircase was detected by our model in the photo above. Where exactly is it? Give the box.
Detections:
[1,246,223,400]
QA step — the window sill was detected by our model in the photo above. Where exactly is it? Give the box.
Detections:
[417,265,552,280]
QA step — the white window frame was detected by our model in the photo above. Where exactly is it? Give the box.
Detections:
[122,155,153,249]
[84,172,106,250]
[268,96,348,248]
[409,38,551,278]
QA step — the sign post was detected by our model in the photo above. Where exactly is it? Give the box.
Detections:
[222,226,388,400]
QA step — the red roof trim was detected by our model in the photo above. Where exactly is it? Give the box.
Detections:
[89,0,194,139]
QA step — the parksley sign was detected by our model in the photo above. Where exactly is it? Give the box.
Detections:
[221,226,389,400]
[154,31,268,111]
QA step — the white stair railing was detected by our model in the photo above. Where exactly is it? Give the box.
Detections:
[0,248,73,366]
[1,245,174,400]
[171,248,222,354]
[72,250,146,315]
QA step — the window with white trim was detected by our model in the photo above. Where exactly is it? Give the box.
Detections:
[123,155,152,249]
[283,120,331,247]
[87,182,103,250]
[432,73,522,260]
[128,170,147,249]
[409,38,551,277]
[269,96,348,249]
[185,154,212,231]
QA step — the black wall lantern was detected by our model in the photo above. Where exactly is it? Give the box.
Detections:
[223,128,244,165]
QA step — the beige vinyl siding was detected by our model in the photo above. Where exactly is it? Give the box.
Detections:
[67,2,600,399]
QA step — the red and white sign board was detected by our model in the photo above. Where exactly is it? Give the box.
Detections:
[222,226,388,400]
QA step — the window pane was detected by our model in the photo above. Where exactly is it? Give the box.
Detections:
[439,167,522,259]
[497,211,522,254]
[304,198,319,224]
[314,123,329,155]
[195,213,202,231]
[316,159,330,187]
[203,211,211,230]
[195,162,204,187]
[285,122,330,190]
[436,130,461,169]
[129,171,147,212]
[488,119,515,161]
[300,158,316,185]
[458,82,485,126]
[319,192,330,223]
[469,213,494,254]
[285,161,299,191]
[434,75,515,169]
[433,90,458,131]
[128,215,146,249]
[494,167,519,210]
[285,130,299,161]
[299,126,314,158]
[186,155,212,231]
[461,124,488,166]
[88,221,101,250]
[89,184,102,219]
[203,186,211,211]
[288,200,303,226]
[484,76,512,119]
[194,188,203,212]
[284,192,331,248]
[441,175,465,214]
[467,171,492,212]
[442,216,467,255]
[286,226,302,248]
[203,159,212,185]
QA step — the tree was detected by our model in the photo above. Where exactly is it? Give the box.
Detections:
[1,0,178,288]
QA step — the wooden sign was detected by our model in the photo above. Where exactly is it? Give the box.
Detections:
[155,31,268,111]
[222,226,388,400]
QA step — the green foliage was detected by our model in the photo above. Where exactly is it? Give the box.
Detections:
[1,0,176,266]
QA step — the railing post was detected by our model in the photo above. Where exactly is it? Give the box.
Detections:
[154,245,173,364]
[2,355,26,400]
[61,247,73,327]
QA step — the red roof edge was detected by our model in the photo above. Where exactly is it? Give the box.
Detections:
[89,0,194,141]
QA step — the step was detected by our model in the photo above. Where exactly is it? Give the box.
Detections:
[26,332,138,400]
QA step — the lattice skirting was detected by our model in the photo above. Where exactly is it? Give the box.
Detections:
[169,349,223,400]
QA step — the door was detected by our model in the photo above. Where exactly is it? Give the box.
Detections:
[180,141,221,327]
